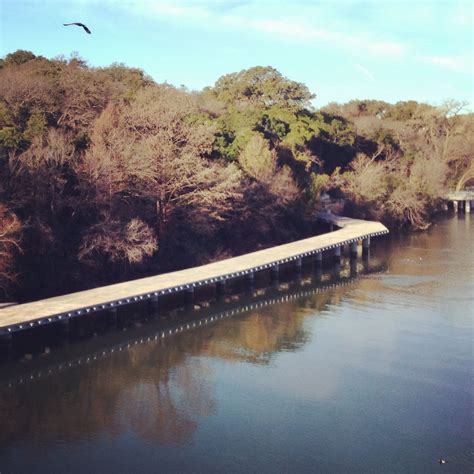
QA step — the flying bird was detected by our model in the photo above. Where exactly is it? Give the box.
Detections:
[63,22,91,34]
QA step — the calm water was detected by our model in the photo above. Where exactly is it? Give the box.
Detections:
[0,216,472,473]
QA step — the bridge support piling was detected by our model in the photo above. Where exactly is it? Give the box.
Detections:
[107,307,118,327]
[349,242,358,259]
[333,246,341,263]
[58,319,70,341]
[314,266,322,283]
[149,295,159,315]
[465,200,471,213]
[106,307,118,328]
[270,264,279,280]
[0,333,13,351]
[0,333,13,360]
[350,259,358,277]
[295,257,302,276]
[453,200,458,213]
[216,280,227,299]
[362,237,370,256]
[315,251,322,267]
[185,288,195,308]
[244,273,255,293]
[270,264,280,288]
[363,251,370,272]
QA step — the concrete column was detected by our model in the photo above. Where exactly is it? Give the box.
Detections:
[185,288,195,308]
[57,319,71,343]
[59,318,70,332]
[271,264,279,279]
[314,266,322,283]
[270,264,280,287]
[349,241,358,259]
[0,333,13,360]
[465,200,471,213]
[0,333,13,350]
[216,280,226,297]
[333,262,341,279]
[149,295,159,315]
[245,273,255,292]
[363,252,370,272]
[295,257,302,277]
[453,200,458,213]
[350,259,358,277]
[333,246,341,263]
[314,252,322,267]
[107,307,118,327]
[362,237,370,256]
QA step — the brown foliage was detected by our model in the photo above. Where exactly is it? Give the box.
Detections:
[335,152,432,229]
[0,59,60,121]
[9,129,78,225]
[57,63,111,132]
[12,128,76,170]
[79,215,157,265]
[340,153,388,204]
[0,204,22,291]
[385,183,429,230]
[77,85,242,265]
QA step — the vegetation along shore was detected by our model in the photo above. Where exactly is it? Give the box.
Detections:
[0,50,472,301]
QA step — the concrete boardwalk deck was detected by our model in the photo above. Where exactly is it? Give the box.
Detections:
[0,215,388,335]
[445,190,474,201]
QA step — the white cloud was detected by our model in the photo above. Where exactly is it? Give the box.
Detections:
[105,0,407,59]
[418,55,472,74]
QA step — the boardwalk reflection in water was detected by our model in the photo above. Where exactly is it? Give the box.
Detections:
[0,261,375,450]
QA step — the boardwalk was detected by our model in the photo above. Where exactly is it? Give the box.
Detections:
[445,190,474,213]
[445,190,474,201]
[0,215,388,336]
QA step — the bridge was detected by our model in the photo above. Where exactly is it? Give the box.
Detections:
[445,190,474,213]
[0,215,388,340]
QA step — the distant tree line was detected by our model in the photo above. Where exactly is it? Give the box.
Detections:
[0,50,472,299]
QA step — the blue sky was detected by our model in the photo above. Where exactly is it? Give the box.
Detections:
[1,0,472,108]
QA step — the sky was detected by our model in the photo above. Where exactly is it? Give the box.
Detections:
[0,0,473,109]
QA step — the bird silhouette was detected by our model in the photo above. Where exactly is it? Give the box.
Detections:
[63,22,91,34]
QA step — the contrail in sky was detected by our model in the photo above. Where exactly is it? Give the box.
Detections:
[354,63,375,81]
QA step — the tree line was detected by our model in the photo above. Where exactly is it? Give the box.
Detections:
[0,50,472,299]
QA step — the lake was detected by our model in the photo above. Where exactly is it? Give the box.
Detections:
[0,215,472,473]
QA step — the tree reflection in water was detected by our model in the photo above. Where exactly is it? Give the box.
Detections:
[0,271,373,448]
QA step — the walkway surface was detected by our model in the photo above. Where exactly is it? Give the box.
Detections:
[446,190,474,201]
[0,215,388,335]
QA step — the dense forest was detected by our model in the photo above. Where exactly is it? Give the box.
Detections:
[0,50,473,300]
